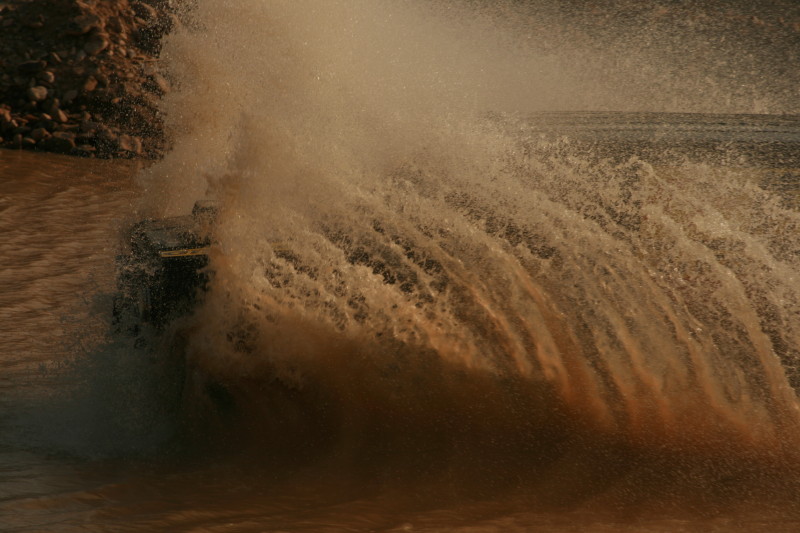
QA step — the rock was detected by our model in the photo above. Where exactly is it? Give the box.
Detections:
[55,109,68,123]
[63,89,78,103]
[38,71,55,84]
[66,13,103,36]
[118,134,142,155]
[75,131,95,144]
[106,16,125,34]
[30,127,50,141]
[96,127,119,151]
[131,2,159,22]
[82,77,98,93]
[27,86,48,102]
[74,144,96,157]
[41,131,76,153]
[22,136,36,148]
[80,119,100,133]
[39,117,56,131]
[12,133,22,146]
[84,34,110,56]
[2,118,18,133]
[149,73,170,94]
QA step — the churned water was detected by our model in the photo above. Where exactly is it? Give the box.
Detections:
[2,1,800,531]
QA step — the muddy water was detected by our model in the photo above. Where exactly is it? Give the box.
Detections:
[1,131,800,531]
[3,2,800,529]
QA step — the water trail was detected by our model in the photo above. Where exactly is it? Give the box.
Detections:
[138,0,800,482]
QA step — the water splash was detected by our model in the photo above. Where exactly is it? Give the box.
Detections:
[138,0,800,489]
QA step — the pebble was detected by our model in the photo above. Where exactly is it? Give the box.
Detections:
[38,70,55,84]
[82,77,98,93]
[27,86,48,102]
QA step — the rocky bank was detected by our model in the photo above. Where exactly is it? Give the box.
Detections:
[0,0,180,158]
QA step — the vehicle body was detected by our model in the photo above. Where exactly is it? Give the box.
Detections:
[114,200,216,330]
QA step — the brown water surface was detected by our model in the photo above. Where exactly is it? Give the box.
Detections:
[1,135,800,531]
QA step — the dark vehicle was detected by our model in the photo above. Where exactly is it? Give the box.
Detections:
[114,200,217,331]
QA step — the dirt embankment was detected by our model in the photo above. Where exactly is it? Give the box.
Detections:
[0,0,181,159]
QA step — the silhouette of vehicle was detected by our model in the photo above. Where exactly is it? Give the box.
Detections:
[113,200,217,331]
